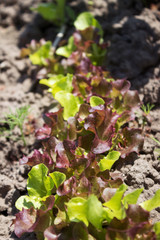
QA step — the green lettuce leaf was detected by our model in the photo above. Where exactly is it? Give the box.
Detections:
[56,36,76,58]
[103,184,127,220]
[140,189,160,211]
[40,74,73,97]
[29,41,52,66]
[99,151,121,171]
[27,163,54,198]
[55,92,83,120]
[90,96,105,107]
[122,188,143,208]
[66,197,88,226]
[31,3,58,22]
[15,195,43,211]
[74,12,103,37]
[50,171,66,189]
[87,195,103,229]
[154,222,160,239]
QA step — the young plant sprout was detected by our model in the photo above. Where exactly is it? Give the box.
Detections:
[0,106,30,147]
[141,103,154,115]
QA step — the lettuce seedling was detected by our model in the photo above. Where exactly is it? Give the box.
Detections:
[56,12,106,66]
[0,106,30,146]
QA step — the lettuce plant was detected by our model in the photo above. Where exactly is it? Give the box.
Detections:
[14,161,160,239]
[14,12,160,240]
[21,12,107,76]
[13,95,153,239]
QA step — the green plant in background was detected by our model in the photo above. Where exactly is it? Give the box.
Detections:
[137,103,155,129]
[0,106,30,147]
[141,103,154,115]
[31,0,75,26]
[56,12,106,66]
[29,41,53,66]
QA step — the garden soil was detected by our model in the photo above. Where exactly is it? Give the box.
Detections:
[0,0,160,239]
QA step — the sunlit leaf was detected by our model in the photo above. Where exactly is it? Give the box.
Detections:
[66,197,88,226]
[50,171,66,189]
[15,196,42,211]
[56,36,76,58]
[140,189,160,211]
[27,163,54,198]
[40,74,73,97]
[29,41,52,66]
[154,222,160,239]
[122,188,143,208]
[99,151,121,171]
[90,96,105,107]
[103,184,127,220]
[55,92,83,120]
[74,12,103,37]
[87,195,104,229]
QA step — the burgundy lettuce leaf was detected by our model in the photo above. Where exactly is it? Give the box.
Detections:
[119,128,144,158]
[89,107,119,140]
[19,149,54,169]
[35,109,66,141]
[126,205,150,223]
[123,90,141,108]
[44,226,59,240]
[73,27,101,52]
[14,195,55,238]
[45,110,66,139]
[55,142,70,169]
[73,32,93,53]
[126,205,155,239]
[98,170,123,188]
[57,176,77,196]
[14,208,37,238]
[78,133,95,151]
[83,106,120,154]
[67,51,81,66]
[42,136,58,162]
[92,78,112,97]
[112,79,131,96]
[91,133,113,154]
[35,124,51,140]
[76,176,92,196]
[76,56,92,75]
[54,140,76,169]
[44,223,88,240]
[106,208,156,240]
[78,103,90,121]
[72,222,89,240]
[67,117,77,141]
[128,223,156,240]
[117,110,136,127]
